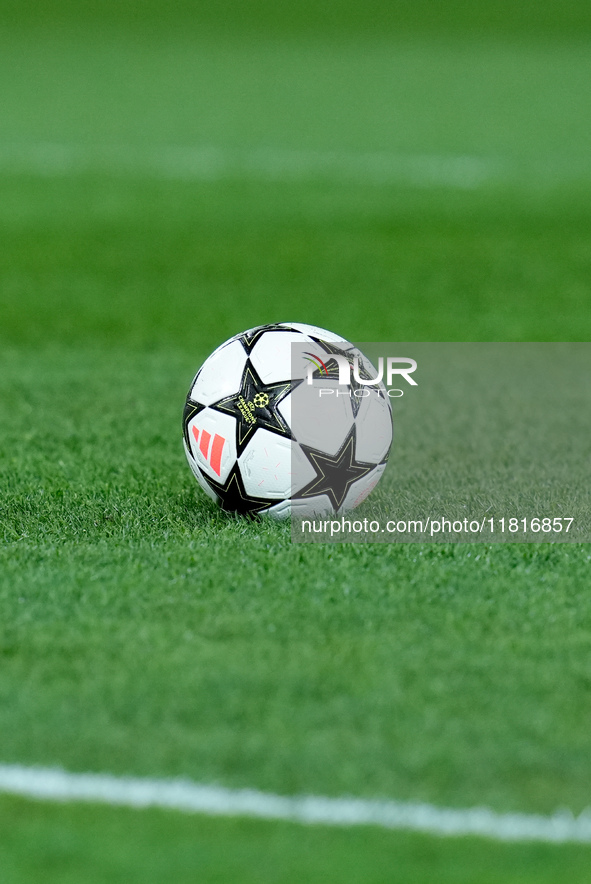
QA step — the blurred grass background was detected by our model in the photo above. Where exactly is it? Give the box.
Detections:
[3,0,591,36]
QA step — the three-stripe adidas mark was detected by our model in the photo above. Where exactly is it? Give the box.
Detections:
[192,426,226,476]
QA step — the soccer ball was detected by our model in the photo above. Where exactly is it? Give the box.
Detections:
[183,322,392,518]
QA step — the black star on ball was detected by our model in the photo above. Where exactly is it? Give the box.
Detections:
[201,462,274,516]
[210,360,300,455]
[238,323,297,355]
[297,425,374,511]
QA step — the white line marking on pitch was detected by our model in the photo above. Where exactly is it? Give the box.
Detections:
[0,143,496,188]
[0,764,590,844]
[0,143,589,189]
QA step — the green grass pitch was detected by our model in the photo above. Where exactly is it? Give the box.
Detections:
[1,1,591,880]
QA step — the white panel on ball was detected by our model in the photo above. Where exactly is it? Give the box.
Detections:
[190,339,246,405]
[290,439,320,495]
[266,496,334,520]
[289,495,334,517]
[187,408,237,482]
[286,381,354,455]
[250,331,312,384]
[277,391,291,427]
[265,499,292,519]
[341,464,386,512]
[183,441,220,502]
[238,430,292,499]
[354,392,393,463]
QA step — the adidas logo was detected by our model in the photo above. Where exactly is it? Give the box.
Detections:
[192,426,226,476]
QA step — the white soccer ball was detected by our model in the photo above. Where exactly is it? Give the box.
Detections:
[183,322,392,518]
